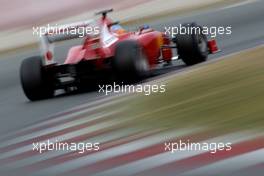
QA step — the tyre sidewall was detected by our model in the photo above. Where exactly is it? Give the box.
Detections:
[20,56,54,100]
[176,23,209,65]
[114,40,149,80]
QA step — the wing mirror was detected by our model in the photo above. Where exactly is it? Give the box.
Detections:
[108,21,120,28]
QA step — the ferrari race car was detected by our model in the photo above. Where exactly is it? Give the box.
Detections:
[20,9,219,101]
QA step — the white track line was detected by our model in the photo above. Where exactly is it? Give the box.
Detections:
[35,129,197,176]
[93,132,259,176]
[0,115,127,160]
[221,0,258,10]
[2,127,140,169]
[0,110,120,148]
[180,148,264,176]
[0,95,127,141]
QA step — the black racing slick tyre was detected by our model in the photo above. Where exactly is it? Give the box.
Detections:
[175,23,209,65]
[114,40,149,81]
[20,56,54,101]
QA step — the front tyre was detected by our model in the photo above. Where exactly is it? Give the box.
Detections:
[175,23,209,65]
[20,56,54,101]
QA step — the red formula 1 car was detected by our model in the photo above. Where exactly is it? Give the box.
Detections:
[20,9,218,101]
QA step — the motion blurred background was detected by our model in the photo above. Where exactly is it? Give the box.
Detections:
[0,0,232,52]
[0,0,263,176]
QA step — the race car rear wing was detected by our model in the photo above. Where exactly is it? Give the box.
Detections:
[40,20,99,65]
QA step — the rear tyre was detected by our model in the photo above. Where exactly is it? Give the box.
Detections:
[175,23,209,65]
[114,40,149,81]
[20,56,54,101]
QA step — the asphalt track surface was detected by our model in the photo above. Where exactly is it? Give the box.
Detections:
[0,0,263,135]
